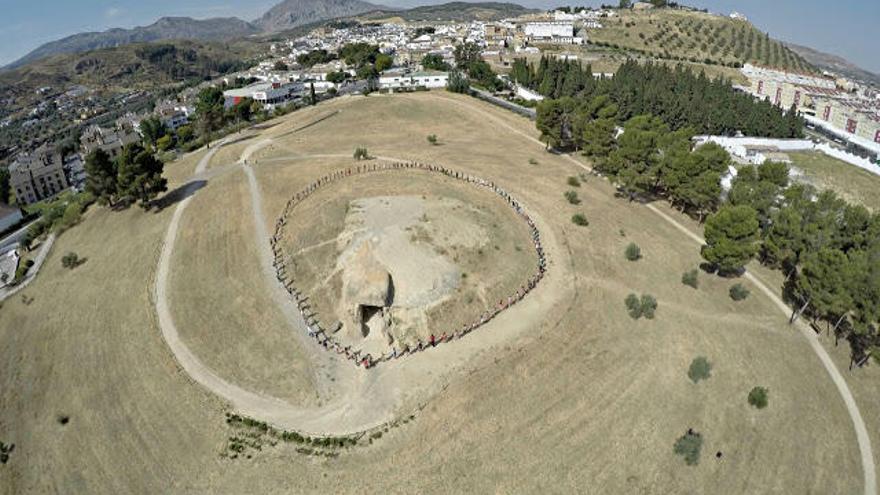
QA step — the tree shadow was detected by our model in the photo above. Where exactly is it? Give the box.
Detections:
[152,180,207,212]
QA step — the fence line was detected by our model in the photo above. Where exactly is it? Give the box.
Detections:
[270,161,547,369]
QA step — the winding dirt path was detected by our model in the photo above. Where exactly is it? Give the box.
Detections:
[417,92,877,495]
[152,132,572,436]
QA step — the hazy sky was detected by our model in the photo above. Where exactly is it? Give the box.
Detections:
[1,0,877,73]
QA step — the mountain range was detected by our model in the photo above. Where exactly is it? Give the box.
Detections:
[3,0,388,70]
[785,42,880,87]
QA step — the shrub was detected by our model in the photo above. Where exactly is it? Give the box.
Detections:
[567,176,581,187]
[625,293,642,319]
[640,294,657,319]
[624,242,641,261]
[427,134,438,145]
[748,386,769,409]
[571,214,589,227]
[528,158,539,165]
[61,252,80,269]
[681,269,699,289]
[353,147,369,160]
[673,430,703,466]
[564,190,581,205]
[729,283,750,301]
[688,356,712,383]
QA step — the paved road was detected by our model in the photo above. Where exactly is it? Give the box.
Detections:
[0,233,55,303]
[0,220,38,252]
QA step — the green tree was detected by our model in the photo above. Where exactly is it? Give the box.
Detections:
[702,205,760,274]
[625,242,641,261]
[682,269,699,288]
[375,53,393,72]
[794,248,853,326]
[748,386,769,409]
[139,116,167,147]
[0,168,10,204]
[446,70,470,93]
[673,430,703,466]
[156,135,174,152]
[116,144,167,210]
[581,118,617,157]
[84,149,119,207]
[326,71,348,84]
[421,54,450,71]
[195,86,226,140]
[687,356,712,383]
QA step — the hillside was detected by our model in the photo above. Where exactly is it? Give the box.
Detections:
[255,0,388,32]
[786,42,880,86]
[588,9,815,73]
[5,17,260,70]
[362,1,536,22]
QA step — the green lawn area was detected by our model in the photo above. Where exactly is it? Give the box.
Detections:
[788,151,880,211]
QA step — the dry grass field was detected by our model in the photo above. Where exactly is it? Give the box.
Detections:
[0,91,876,494]
[789,150,880,211]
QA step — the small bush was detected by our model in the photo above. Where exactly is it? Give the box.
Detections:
[688,356,712,383]
[682,269,699,289]
[673,430,703,466]
[61,252,81,269]
[624,242,641,261]
[625,293,642,319]
[353,147,369,160]
[748,386,769,409]
[729,283,750,301]
[640,294,657,319]
[529,158,539,165]
[427,134,438,145]
[567,176,581,187]
[564,190,581,205]
[571,214,589,227]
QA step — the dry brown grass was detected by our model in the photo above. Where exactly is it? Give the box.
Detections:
[0,91,874,494]
[789,150,880,211]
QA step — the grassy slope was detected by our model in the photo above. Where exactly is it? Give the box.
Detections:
[788,151,880,212]
[0,93,873,493]
[589,9,814,73]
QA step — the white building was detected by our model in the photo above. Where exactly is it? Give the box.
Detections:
[379,70,449,90]
[515,85,544,102]
[223,81,304,109]
[524,21,574,39]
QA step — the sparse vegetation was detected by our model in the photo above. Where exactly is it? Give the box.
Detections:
[673,429,703,466]
[61,252,83,269]
[625,243,641,261]
[748,386,769,409]
[729,283,750,301]
[564,190,581,205]
[571,213,589,227]
[567,176,581,187]
[688,356,712,383]
[353,147,370,160]
[427,134,438,145]
[682,269,699,289]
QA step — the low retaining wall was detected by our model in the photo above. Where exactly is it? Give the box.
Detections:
[270,161,547,369]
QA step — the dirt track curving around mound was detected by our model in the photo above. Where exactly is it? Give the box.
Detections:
[414,91,876,495]
[153,129,572,436]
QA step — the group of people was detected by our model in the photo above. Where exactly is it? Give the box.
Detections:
[269,161,548,369]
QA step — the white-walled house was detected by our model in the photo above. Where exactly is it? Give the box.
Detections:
[379,70,449,90]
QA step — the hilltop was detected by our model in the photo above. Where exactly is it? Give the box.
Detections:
[361,2,537,22]
[254,0,389,32]
[588,9,815,73]
[4,17,261,71]
[785,42,880,86]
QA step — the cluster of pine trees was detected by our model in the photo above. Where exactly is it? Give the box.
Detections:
[529,59,803,142]
[84,145,167,210]
[712,166,880,367]
[513,60,880,364]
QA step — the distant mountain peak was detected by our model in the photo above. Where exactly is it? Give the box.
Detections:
[254,0,388,32]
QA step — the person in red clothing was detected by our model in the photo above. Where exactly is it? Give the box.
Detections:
[429,334,436,347]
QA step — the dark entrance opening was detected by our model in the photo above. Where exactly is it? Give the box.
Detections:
[360,305,383,337]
